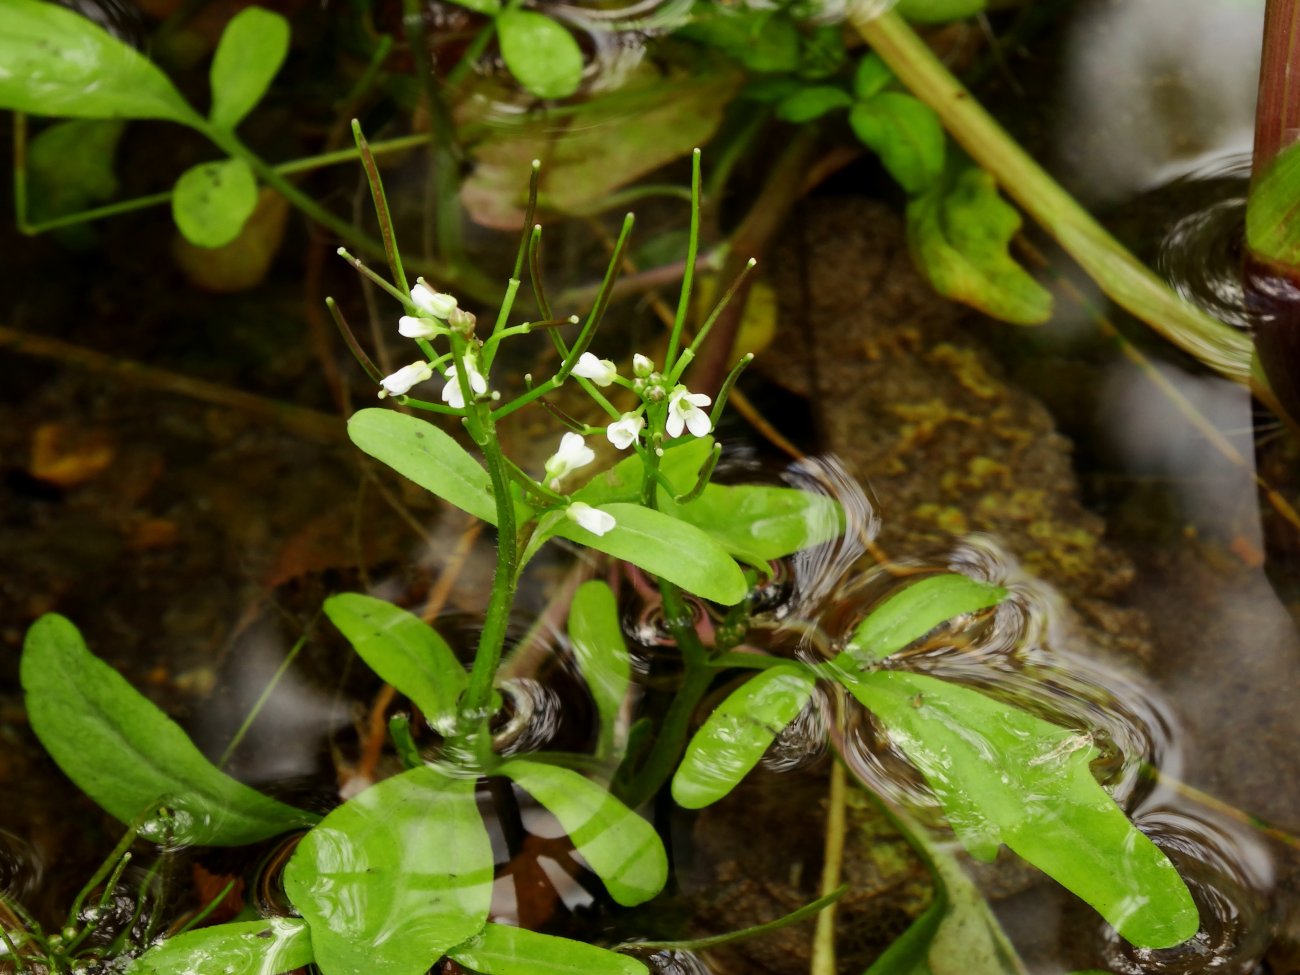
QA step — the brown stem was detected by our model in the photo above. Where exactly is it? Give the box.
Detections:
[1253,0,1300,178]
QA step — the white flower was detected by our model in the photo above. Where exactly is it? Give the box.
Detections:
[410,281,458,319]
[398,315,442,339]
[544,432,595,488]
[607,413,645,450]
[378,361,433,398]
[633,353,655,377]
[440,354,488,409]
[566,502,616,536]
[572,352,618,387]
[666,386,712,439]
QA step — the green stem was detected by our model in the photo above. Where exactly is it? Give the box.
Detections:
[848,7,1254,385]
[665,149,702,368]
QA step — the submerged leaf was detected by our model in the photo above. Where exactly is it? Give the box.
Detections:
[1246,140,1300,268]
[126,918,313,975]
[835,665,1199,949]
[448,923,646,975]
[0,0,200,125]
[849,92,945,195]
[284,767,493,975]
[324,594,466,735]
[568,580,631,762]
[672,664,816,809]
[209,7,291,131]
[21,614,316,846]
[906,164,1053,325]
[844,572,1007,666]
[348,409,496,524]
[27,119,125,221]
[497,759,668,906]
[497,10,584,100]
[172,159,259,248]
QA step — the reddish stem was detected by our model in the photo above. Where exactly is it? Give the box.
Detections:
[1253,0,1300,179]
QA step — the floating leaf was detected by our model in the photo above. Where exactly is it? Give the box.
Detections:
[0,0,200,126]
[849,92,945,195]
[894,0,987,23]
[21,614,316,846]
[324,594,466,735]
[27,119,124,222]
[1246,140,1300,268]
[172,159,258,248]
[672,665,816,809]
[209,7,291,131]
[497,759,667,906]
[844,572,1007,666]
[661,484,845,566]
[497,10,584,100]
[835,665,1199,949]
[906,164,1054,325]
[285,767,493,975]
[568,580,631,762]
[448,923,646,975]
[173,186,289,293]
[348,409,496,524]
[775,86,853,123]
[126,918,313,975]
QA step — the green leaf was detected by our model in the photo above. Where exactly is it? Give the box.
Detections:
[906,164,1054,325]
[775,86,853,123]
[677,8,801,73]
[0,0,200,125]
[894,0,987,24]
[348,409,496,524]
[21,614,316,846]
[849,92,945,195]
[844,573,1007,666]
[497,10,584,100]
[572,436,715,509]
[1246,140,1300,268]
[27,119,124,221]
[853,54,893,100]
[568,580,631,762]
[672,664,816,809]
[660,484,846,566]
[171,159,258,248]
[126,918,313,975]
[496,759,668,906]
[547,503,748,605]
[444,0,502,11]
[284,767,493,975]
[835,666,1199,949]
[209,7,290,131]
[448,924,646,975]
[324,594,466,735]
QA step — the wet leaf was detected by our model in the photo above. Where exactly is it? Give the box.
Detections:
[894,0,988,23]
[672,665,816,809]
[172,158,258,248]
[348,409,496,524]
[324,594,466,735]
[27,119,124,221]
[849,92,945,195]
[844,573,1007,666]
[497,10,583,100]
[448,923,647,975]
[853,54,893,100]
[568,580,631,762]
[497,759,668,906]
[835,666,1199,949]
[547,503,749,605]
[572,436,715,509]
[284,767,493,975]
[0,0,200,125]
[906,164,1054,325]
[21,614,316,846]
[209,7,290,131]
[173,186,289,293]
[1246,140,1300,268]
[126,918,313,975]
[677,8,801,73]
[775,85,853,123]
[660,484,846,566]
[445,0,502,11]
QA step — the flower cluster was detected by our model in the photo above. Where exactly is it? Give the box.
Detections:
[379,280,485,404]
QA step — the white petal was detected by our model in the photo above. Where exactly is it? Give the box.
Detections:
[665,410,685,439]
[633,353,654,377]
[465,358,489,395]
[573,353,617,387]
[684,404,712,438]
[441,367,465,408]
[411,282,458,319]
[607,414,644,450]
[398,315,440,338]
[380,361,433,398]
[685,391,712,409]
[567,502,616,536]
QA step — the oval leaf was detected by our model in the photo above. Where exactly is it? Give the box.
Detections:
[324,594,466,735]
[835,665,1199,949]
[21,614,316,846]
[127,918,313,975]
[497,10,584,100]
[1246,140,1300,268]
[551,503,748,605]
[448,923,646,975]
[672,664,816,809]
[496,759,667,906]
[172,159,258,248]
[284,767,493,975]
[210,7,291,131]
[849,92,945,195]
[660,484,845,565]
[845,572,1007,666]
[775,85,853,123]
[28,119,125,221]
[853,54,893,101]
[348,408,496,524]
[0,0,199,125]
[568,580,631,762]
